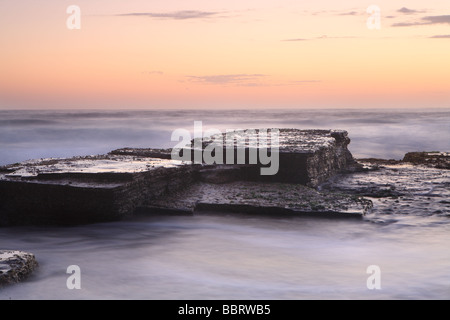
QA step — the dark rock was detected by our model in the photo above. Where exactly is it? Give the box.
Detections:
[0,250,38,286]
[356,158,402,166]
[197,165,245,184]
[403,152,450,169]
[177,129,358,187]
[0,155,196,226]
[321,157,450,219]
[0,129,366,226]
[148,181,372,217]
[109,148,173,159]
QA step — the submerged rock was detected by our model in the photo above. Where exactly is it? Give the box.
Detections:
[0,250,38,286]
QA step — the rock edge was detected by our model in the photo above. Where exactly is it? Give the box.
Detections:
[0,250,38,287]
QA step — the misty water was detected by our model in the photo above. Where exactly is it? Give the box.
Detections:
[1,108,449,165]
[0,108,449,299]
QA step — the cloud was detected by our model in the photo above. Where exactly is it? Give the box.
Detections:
[186,74,322,87]
[385,7,425,20]
[291,80,322,83]
[282,35,356,41]
[391,22,426,27]
[142,71,164,75]
[429,35,450,38]
[392,14,450,27]
[422,15,450,24]
[117,10,222,20]
[282,38,308,42]
[397,7,422,14]
[316,35,356,39]
[187,74,267,86]
[308,9,364,16]
[338,11,359,16]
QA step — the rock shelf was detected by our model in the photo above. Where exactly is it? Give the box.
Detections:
[147,181,372,218]
[0,129,365,226]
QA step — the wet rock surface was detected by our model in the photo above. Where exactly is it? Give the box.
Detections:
[146,181,372,217]
[0,154,195,226]
[0,129,361,226]
[109,148,173,159]
[2,129,446,226]
[179,129,357,186]
[0,250,38,286]
[0,153,186,181]
[320,159,450,219]
[403,152,450,169]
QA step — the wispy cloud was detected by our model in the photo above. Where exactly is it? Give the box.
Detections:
[283,35,356,42]
[382,7,425,20]
[392,14,450,27]
[338,11,359,16]
[142,71,164,76]
[308,9,364,16]
[397,7,423,15]
[117,10,223,20]
[283,38,308,42]
[186,74,321,87]
[391,22,425,27]
[423,15,450,24]
[187,74,267,86]
[429,35,450,39]
[291,80,322,84]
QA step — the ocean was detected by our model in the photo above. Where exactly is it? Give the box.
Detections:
[0,108,449,165]
[0,108,449,300]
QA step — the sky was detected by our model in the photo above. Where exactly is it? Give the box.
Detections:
[0,0,449,109]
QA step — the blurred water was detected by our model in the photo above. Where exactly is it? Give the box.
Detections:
[0,108,449,300]
[0,109,449,165]
[0,214,449,300]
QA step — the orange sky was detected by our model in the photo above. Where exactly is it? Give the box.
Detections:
[0,0,449,109]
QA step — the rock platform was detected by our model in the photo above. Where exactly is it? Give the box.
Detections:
[0,129,366,226]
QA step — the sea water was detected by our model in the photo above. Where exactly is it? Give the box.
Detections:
[0,108,449,300]
[1,108,449,165]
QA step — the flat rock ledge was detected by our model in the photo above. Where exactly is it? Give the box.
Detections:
[0,250,38,286]
[0,129,365,225]
[145,181,372,218]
